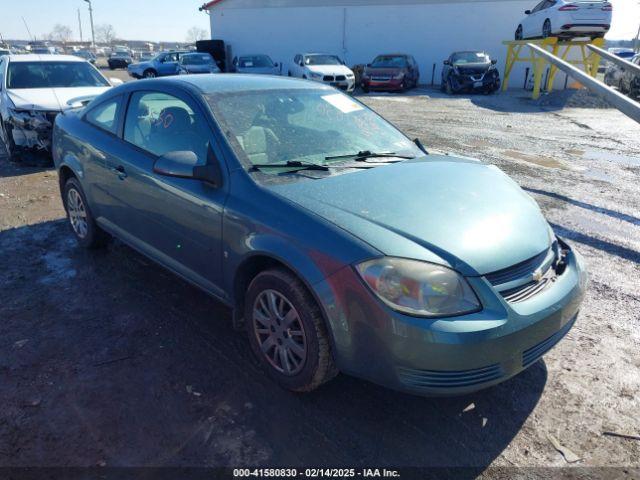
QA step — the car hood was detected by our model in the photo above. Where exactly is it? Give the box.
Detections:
[306,64,353,76]
[268,156,553,276]
[7,86,111,111]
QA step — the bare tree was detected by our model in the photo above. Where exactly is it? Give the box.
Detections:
[95,24,117,45]
[186,26,208,44]
[49,24,73,43]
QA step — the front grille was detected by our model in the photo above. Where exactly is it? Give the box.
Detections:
[371,76,391,81]
[458,67,487,76]
[501,276,553,303]
[323,75,335,82]
[398,363,504,389]
[485,249,550,286]
[335,75,346,81]
[522,316,576,368]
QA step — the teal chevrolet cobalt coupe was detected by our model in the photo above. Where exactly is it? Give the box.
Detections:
[52,75,586,395]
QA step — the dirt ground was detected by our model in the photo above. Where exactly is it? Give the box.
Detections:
[1,84,639,475]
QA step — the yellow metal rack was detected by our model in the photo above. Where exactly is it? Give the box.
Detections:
[501,37,605,99]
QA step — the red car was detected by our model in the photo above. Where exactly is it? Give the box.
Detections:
[361,54,420,93]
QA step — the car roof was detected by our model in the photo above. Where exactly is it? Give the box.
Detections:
[374,53,410,57]
[121,74,331,95]
[7,54,86,63]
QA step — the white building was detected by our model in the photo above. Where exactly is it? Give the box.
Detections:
[200,0,539,87]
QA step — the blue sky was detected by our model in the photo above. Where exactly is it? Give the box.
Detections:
[0,0,638,42]
[0,0,210,42]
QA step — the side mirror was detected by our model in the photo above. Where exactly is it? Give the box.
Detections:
[491,59,498,65]
[109,77,124,86]
[444,60,451,66]
[153,150,222,187]
[525,9,531,14]
[366,63,371,68]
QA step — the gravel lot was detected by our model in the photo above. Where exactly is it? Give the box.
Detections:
[1,84,638,475]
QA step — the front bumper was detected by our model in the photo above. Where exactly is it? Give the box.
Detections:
[6,109,57,151]
[314,243,587,396]
[310,77,355,93]
[451,72,500,92]
[362,77,406,91]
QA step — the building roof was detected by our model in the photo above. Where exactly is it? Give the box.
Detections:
[200,0,225,10]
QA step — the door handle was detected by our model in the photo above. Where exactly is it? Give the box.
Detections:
[111,165,127,179]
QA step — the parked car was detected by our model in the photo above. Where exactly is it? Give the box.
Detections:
[127,50,190,79]
[74,50,97,64]
[289,53,355,92]
[515,0,612,40]
[52,75,586,396]
[608,48,636,60]
[232,54,280,75]
[178,52,221,75]
[441,51,500,94]
[618,54,640,98]
[108,51,133,70]
[360,54,420,93]
[0,54,117,161]
[139,52,155,62]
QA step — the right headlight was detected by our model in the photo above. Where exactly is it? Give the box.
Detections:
[309,71,323,79]
[355,257,481,317]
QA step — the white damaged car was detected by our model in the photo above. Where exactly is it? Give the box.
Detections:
[0,54,121,162]
[289,53,355,93]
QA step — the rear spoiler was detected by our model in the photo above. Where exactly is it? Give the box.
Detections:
[65,94,100,109]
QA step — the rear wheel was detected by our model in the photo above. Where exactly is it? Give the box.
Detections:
[63,177,108,249]
[542,19,552,38]
[245,268,337,392]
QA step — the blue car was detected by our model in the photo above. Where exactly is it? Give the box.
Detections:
[178,52,221,75]
[231,54,280,75]
[52,75,586,396]
[128,50,191,79]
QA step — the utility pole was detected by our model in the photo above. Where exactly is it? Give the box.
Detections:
[22,16,34,41]
[78,8,83,43]
[84,0,95,47]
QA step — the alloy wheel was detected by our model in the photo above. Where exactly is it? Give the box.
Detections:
[542,20,552,38]
[67,188,88,239]
[252,289,307,376]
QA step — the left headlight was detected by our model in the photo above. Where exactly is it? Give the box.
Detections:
[355,257,481,317]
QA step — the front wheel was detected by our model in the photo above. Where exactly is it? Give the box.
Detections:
[63,177,108,249]
[515,25,523,41]
[143,69,157,78]
[445,77,454,95]
[542,19,552,39]
[245,268,337,392]
[1,121,21,162]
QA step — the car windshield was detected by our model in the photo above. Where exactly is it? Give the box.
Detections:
[206,88,422,174]
[371,56,408,68]
[182,54,212,65]
[305,55,342,66]
[239,55,274,68]
[452,52,490,64]
[7,61,109,89]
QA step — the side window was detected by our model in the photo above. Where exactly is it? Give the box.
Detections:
[0,59,4,88]
[123,91,209,162]
[85,97,121,134]
[532,1,545,12]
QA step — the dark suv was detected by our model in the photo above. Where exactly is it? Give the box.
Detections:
[442,51,500,95]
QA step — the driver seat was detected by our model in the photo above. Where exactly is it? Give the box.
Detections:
[238,126,279,164]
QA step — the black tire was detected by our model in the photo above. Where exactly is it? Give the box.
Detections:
[515,25,523,41]
[62,177,108,249]
[245,268,337,392]
[143,69,157,78]
[362,84,370,93]
[445,77,454,95]
[542,19,552,39]
[288,71,292,77]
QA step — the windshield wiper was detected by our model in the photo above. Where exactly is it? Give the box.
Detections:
[325,150,415,162]
[249,160,330,172]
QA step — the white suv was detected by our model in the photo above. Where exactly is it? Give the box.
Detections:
[289,53,355,93]
[515,0,612,40]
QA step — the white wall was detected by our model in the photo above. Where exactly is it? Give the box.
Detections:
[209,1,548,88]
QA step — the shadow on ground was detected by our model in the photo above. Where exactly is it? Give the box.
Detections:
[0,220,546,471]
